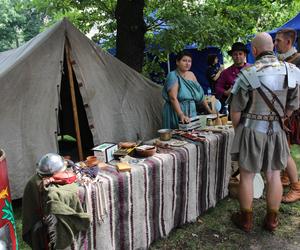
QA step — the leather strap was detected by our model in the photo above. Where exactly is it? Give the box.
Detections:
[256,87,286,131]
[243,113,280,121]
[260,82,285,114]
[286,53,300,64]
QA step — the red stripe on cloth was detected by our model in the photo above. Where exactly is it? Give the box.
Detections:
[100,175,114,246]
[129,172,134,250]
[170,153,176,216]
[118,173,126,250]
[182,146,190,222]
[196,145,200,215]
[148,159,158,241]
[105,169,127,250]
[92,188,97,248]
[149,156,166,237]
[178,148,188,225]
[142,165,150,247]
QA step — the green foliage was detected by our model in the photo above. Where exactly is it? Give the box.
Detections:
[0,0,43,51]
[1,0,300,74]
[0,0,24,51]
[2,199,15,226]
[2,199,18,249]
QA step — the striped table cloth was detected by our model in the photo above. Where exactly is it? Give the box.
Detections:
[72,129,234,250]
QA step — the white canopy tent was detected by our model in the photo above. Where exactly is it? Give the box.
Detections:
[0,18,163,198]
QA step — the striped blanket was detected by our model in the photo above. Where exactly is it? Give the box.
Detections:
[71,129,234,250]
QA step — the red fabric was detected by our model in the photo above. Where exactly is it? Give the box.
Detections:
[215,63,250,101]
[288,110,300,145]
[43,171,77,186]
[0,152,17,250]
[53,171,77,184]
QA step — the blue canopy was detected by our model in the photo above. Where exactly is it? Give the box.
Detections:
[269,12,300,37]
[108,45,223,93]
[247,12,300,63]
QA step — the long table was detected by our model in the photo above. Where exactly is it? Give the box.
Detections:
[71,129,234,250]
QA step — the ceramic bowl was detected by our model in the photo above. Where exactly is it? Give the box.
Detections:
[135,145,156,157]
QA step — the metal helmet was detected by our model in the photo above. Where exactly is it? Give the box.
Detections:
[36,153,66,176]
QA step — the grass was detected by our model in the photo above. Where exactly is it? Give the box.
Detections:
[13,145,300,249]
[150,144,300,249]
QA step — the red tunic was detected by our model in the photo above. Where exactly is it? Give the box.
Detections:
[215,63,250,102]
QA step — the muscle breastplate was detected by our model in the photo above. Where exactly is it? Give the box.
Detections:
[243,73,288,133]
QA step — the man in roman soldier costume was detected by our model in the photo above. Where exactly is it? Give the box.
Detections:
[275,28,300,203]
[229,32,300,232]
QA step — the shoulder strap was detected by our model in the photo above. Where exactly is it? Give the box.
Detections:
[257,61,287,115]
[286,53,300,64]
[260,82,285,114]
[256,87,291,133]
[256,87,285,130]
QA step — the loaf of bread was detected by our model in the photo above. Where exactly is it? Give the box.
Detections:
[116,162,131,172]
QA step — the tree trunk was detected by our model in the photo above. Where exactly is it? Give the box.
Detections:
[115,0,146,72]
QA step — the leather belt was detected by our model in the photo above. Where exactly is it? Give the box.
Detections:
[243,113,281,121]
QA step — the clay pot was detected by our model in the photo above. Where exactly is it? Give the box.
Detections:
[221,116,228,125]
[214,117,222,126]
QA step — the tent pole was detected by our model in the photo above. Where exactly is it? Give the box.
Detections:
[167,53,170,73]
[65,39,84,161]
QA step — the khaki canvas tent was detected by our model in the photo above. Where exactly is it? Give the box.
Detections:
[0,18,163,199]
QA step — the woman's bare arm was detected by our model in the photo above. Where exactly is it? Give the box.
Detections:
[168,83,190,123]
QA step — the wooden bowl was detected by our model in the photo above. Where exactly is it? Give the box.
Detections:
[135,145,156,157]
[86,156,100,167]
[118,141,137,148]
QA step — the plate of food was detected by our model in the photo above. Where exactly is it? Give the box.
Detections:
[206,114,217,119]
[168,139,188,147]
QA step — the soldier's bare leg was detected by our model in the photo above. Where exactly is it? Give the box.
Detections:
[231,167,255,232]
[238,168,255,209]
[286,156,299,183]
[282,155,300,203]
[264,170,282,231]
[265,170,282,209]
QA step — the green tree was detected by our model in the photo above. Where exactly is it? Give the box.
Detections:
[0,0,24,51]
[1,0,299,73]
[0,0,44,51]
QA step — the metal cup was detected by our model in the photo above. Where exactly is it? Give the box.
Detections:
[158,129,172,141]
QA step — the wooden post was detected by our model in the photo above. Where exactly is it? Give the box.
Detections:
[65,39,84,161]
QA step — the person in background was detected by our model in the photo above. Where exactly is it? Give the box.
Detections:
[274,28,300,203]
[162,50,214,129]
[228,32,299,232]
[206,54,224,94]
[216,42,250,112]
